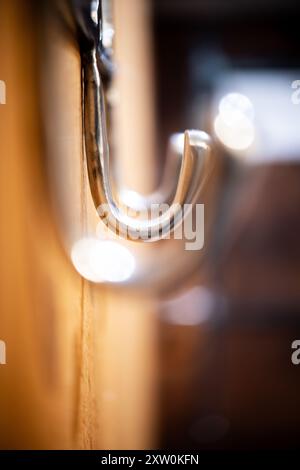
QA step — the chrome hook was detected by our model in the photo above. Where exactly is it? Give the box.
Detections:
[75,0,213,242]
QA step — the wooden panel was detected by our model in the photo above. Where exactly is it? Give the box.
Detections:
[0,0,157,449]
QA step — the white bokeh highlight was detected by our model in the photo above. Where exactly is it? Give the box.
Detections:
[71,237,135,283]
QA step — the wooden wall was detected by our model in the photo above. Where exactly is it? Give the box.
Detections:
[0,0,157,449]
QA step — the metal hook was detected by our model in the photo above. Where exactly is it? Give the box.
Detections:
[75,0,213,241]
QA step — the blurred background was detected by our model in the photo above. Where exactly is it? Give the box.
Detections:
[0,0,300,450]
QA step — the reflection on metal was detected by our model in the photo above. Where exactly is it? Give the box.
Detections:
[71,237,135,283]
[73,0,212,241]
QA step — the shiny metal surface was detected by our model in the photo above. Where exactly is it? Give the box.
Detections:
[74,0,213,241]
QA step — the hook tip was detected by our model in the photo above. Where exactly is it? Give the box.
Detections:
[184,130,212,148]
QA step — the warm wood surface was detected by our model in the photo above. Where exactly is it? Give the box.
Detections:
[0,0,157,449]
